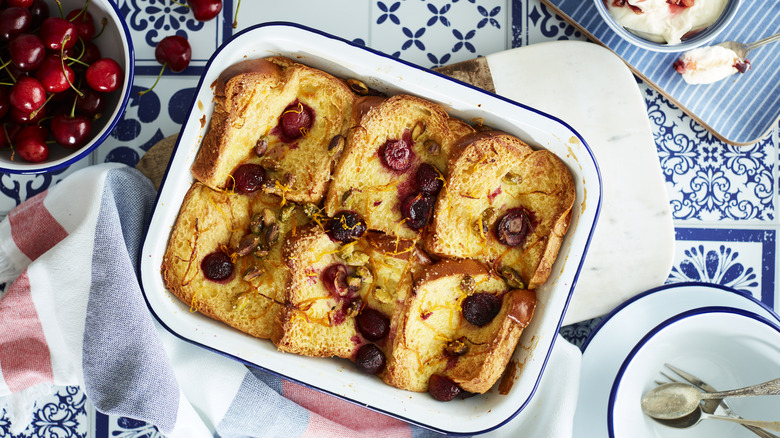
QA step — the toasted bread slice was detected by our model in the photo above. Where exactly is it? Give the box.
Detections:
[272,225,429,359]
[324,94,474,240]
[381,259,536,393]
[191,56,357,204]
[426,131,575,289]
[161,182,308,339]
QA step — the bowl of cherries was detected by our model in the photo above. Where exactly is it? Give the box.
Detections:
[0,0,133,174]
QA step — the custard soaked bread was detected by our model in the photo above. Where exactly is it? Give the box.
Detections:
[161,182,309,339]
[382,259,537,394]
[272,217,431,360]
[427,131,575,289]
[191,57,357,204]
[324,94,474,240]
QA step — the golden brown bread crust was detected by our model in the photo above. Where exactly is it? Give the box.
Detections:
[381,259,536,393]
[191,56,357,204]
[161,183,309,339]
[324,94,475,240]
[273,225,428,359]
[426,131,575,289]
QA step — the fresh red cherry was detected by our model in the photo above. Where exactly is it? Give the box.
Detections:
[9,33,45,71]
[14,125,49,163]
[10,104,46,124]
[6,0,34,7]
[75,88,105,117]
[0,87,11,119]
[35,54,75,93]
[51,113,91,149]
[28,0,50,28]
[66,9,95,41]
[155,35,192,73]
[40,17,78,50]
[188,0,223,21]
[0,7,32,40]
[85,58,122,93]
[9,76,46,113]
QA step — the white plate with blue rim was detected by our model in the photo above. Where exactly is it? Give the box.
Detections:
[573,282,780,437]
[609,306,780,437]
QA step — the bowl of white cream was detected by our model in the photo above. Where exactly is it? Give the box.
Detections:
[594,0,741,52]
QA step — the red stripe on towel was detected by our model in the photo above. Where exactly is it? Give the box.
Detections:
[0,271,53,391]
[282,379,411,438]
[9,191,68,261]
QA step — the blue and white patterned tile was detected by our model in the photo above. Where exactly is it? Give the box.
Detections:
[645,83,776,223]
[668,228,776,308]
[517,0,585,47]
[119,0,228,76]
[369,0,508,67]
[0,386,90,438]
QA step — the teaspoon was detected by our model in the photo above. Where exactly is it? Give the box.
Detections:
[717,31,780,60]
[653,404,780,432]
[642,378,780,420]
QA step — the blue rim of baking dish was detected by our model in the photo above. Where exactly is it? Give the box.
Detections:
[137,21,603,436]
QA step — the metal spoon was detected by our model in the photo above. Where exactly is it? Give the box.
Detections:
[641,378,780,420]
[653,404,780,432]
[718,31,780,60]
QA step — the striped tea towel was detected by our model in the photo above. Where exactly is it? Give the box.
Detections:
[0,163,580,437]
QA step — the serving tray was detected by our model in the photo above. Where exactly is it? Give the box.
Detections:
[138,22,600,435]
[542,0,780,146]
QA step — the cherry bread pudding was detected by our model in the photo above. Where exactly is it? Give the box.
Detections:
[426,131,575,289]
[161,182,309,339]
[191,56,357,204]
[161,56,575,401]
[324,94,474,240]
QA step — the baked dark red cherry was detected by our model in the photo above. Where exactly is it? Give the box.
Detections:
[401,192,434,230]
[428,374,460,401]
[8,33,45,71]
[322,263,349,297]
[379,138,412,171]
[86,58,123,93]
[188,0,223,21]
[0,7,32,40]
[15,125,49,163]
[9,76,46,113]
[155,35,192,73]
[201,251,234,281]
[462,292,501,327]
[39,16,77,50]
[356,308,390,341]
[495,208,530,247]
[416,163,443,194]
[230,163,265,194]
[355,344,385,374]
[328,211,367,243]
[279,101,314,141]
[51,113,91,149]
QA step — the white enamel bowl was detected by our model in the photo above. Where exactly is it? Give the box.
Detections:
[0,0,134,174]
[609,306,780,438]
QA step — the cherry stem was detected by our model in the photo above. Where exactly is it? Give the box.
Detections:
[0,55,15,83]
[171,0,190,9]
[233,0,242,29]
[68,0,91,22]
[0,82,13,86]
[55,0,65,18]
[60,40,84,98]
[138,63,166,96]
[93,18,107,39]
[29,94,55,121]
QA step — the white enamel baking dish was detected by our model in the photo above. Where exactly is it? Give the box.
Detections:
[138,22,601,435]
